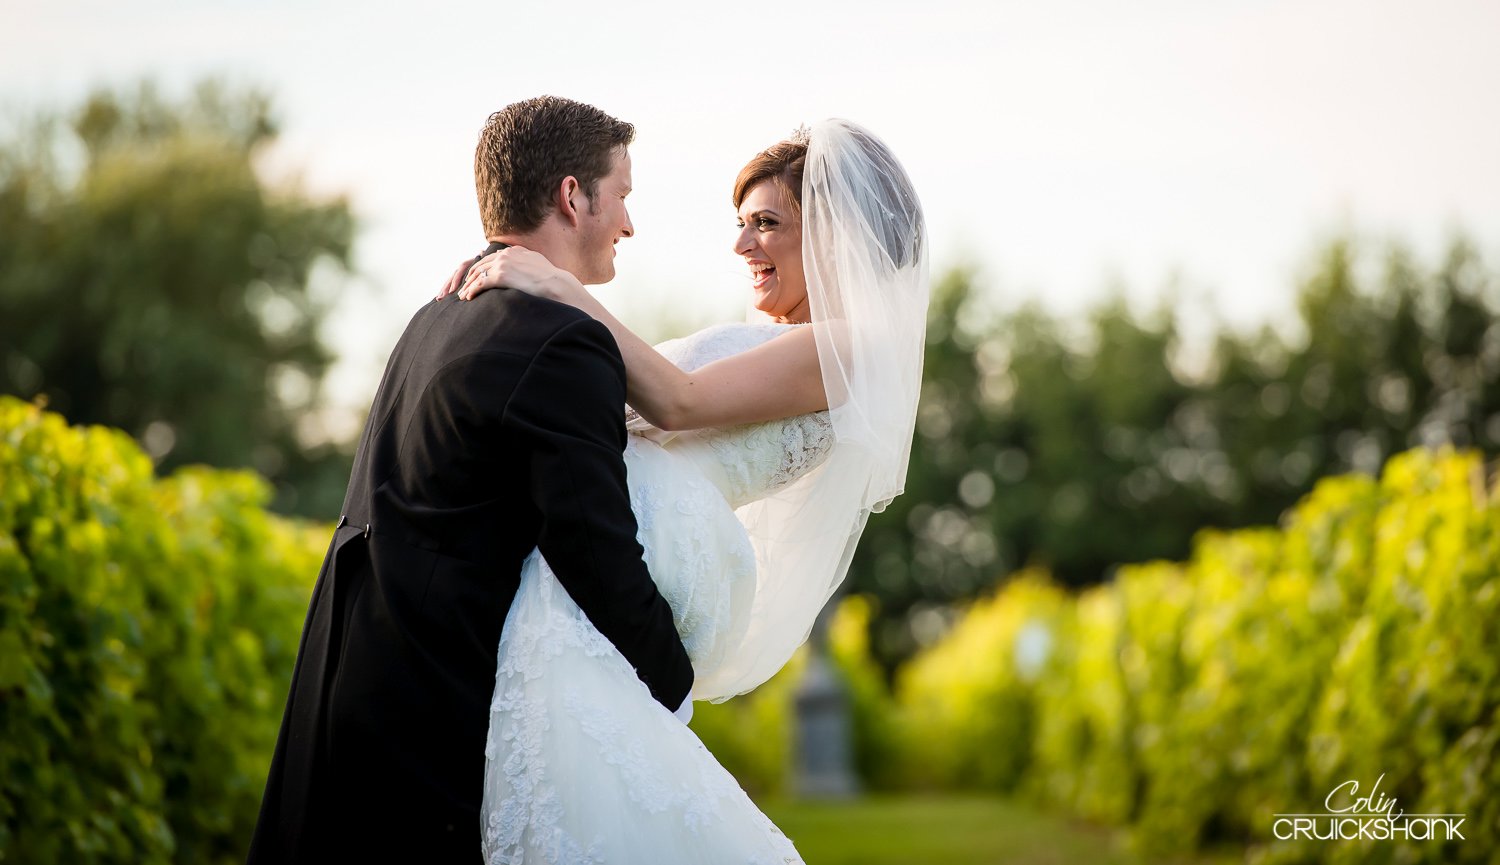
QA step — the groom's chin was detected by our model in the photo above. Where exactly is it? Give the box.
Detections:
[583,262,616,287]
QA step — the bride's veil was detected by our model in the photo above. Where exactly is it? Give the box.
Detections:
[694,119,930,701]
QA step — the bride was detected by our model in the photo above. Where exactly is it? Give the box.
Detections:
[445,119,928,863]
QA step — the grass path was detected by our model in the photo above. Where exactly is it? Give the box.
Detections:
[761,794,1242,865]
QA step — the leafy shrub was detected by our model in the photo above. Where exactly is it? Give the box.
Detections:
[10,393,1496,863]
[0,397,323,863]
[893,572,1066,792]
[865,447,1498,862]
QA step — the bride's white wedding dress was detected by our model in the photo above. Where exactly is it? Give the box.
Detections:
[482,321,833,864]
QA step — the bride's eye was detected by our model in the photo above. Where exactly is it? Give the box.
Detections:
[757,217,776,230]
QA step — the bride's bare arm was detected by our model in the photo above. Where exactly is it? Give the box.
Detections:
[594,311,825,431]
[444,246,827,430]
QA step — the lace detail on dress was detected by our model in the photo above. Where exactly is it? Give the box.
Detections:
[485,685,606,865]
[485,556,619,865]
[490,555,618,688]
[623,436,750,669]
[483,549,804,864]
[698,412,835,508]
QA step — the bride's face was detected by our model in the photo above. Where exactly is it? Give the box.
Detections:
[734,181,808,323]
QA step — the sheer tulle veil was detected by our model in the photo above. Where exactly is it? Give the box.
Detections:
[694,119,930,700]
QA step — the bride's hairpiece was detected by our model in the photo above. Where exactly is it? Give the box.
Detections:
[789,124,812,147]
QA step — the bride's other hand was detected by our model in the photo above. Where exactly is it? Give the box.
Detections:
[457,246,583,304]
[435,254,481,301]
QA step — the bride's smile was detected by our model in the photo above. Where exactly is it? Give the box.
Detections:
[748,260,774,288]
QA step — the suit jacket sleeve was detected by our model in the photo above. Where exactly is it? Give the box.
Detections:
[503,315,694,709]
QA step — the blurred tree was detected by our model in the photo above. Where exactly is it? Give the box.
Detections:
[850,236,1500,671]
[0,81,355,515]
[1209,236,1500,529]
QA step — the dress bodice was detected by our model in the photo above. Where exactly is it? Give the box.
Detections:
[626,322,835,509]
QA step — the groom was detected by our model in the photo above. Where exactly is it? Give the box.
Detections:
[247,96,694,863]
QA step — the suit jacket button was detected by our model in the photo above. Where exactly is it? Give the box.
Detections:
[363,523,372,538]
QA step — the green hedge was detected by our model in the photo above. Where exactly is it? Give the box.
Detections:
[9,395,1495,863]
[881,447,1498,862]
[0,397,323,863]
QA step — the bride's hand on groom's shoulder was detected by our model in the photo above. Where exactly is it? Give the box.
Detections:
[437,246,582,306]
[435,254,480,301]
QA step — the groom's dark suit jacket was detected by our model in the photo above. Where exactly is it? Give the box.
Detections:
[247,246,694,864]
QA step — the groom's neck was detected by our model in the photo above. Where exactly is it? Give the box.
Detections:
[487,228,585,284]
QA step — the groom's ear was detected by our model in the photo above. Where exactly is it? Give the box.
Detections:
[555,176,583,229]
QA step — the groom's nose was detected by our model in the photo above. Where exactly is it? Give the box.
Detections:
[621,208,634,239]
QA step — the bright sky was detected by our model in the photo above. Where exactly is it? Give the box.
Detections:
[5,0,1499,439]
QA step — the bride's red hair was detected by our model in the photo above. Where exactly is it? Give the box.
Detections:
[732,139,808,217]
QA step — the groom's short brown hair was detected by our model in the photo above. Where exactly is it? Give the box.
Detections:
[475,96,634,236]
